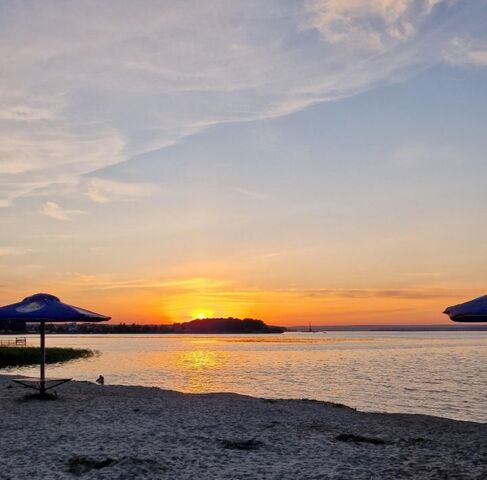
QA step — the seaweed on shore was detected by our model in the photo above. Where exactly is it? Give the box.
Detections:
[66,455,164,476]
[220,439,263,451]
[335,433,389,445]
[67,456,115,475]
[23,391,58,401]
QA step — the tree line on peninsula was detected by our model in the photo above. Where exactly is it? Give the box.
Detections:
[6,317,286,334]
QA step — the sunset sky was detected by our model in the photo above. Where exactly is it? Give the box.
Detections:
[1,1,486,325]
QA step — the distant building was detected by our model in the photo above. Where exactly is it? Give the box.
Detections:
[0,319,26,333]
[67,322,78,333]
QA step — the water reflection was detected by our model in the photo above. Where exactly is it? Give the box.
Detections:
[179,350,220,370]
[217,336,371,344]
[172,350,224,393]
[2,332,487,422]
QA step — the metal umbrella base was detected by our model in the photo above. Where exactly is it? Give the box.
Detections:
[12,321,72,396]
[13,377,72,393]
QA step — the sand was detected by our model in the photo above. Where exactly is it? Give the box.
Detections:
[0,374,486,480]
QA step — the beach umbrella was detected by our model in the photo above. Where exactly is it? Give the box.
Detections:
[443,295,487,323]
[0,293,110,394]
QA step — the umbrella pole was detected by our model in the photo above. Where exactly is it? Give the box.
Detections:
[40,321,46,395]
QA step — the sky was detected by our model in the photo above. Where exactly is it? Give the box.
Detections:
[1,0,486,325]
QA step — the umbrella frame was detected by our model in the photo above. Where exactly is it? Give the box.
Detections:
[35,322,72,395]
[40,321,46,394]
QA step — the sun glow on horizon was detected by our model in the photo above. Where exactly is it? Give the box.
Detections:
[191,309,215,320]
[0,2,485,329]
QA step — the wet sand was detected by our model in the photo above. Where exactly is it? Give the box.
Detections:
[0,374,486,479]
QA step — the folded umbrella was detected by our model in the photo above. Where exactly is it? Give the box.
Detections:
[443,295,487,323]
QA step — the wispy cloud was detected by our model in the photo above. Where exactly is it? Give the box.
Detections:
[390,143,461,168]
[0,0,484,209]
[444,36,487,66]
[40,201,86,221]
[0,128,126,207]
[302,287,468,300]
[67,274,230,292]
[0,104,59,121]
[84,177,160,204]
[232,187,270,200]
[65,271,466,302]
[0,246,25,256]
[305,0,444,50]
[261,252,284,258]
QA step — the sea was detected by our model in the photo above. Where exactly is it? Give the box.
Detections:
[1,331,486,423]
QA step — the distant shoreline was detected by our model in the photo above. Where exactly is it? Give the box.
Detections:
[2,324,487,335]
[1,317,286,335]
[290,324,487,332]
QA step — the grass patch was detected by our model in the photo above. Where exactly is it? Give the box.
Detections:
[0,346,93,368]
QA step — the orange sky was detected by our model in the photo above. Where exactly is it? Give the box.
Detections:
[1,2,486,326]
[0,275,481,326]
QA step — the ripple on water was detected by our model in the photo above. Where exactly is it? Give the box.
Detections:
[2,332,486,422]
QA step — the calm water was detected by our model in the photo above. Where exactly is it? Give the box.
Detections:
[2,332,486,422]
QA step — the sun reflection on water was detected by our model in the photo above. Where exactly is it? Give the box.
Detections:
[179,350,220,370]
[217,336,372,344]
[172,350,224,393]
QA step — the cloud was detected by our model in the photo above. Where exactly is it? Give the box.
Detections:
[66,274,231,293]
[0,247,24,256]
[40,201,86,221]
[444,36,487,66]
[65,271,464,301]
[302,287,466,300]
[232,187,270,200]
[0,129,125,176]
[304,0,444,50]
[0,0,483,208]
[261,252,284,258]
[0,128,126,207]
[84,177,160,204]
[390,144,461,168]
[0,104,59,121]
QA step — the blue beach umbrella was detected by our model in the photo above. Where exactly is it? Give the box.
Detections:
[0,293,110,394]
[443,295,487,323]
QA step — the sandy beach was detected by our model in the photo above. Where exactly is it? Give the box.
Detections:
[0,375,486,479]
